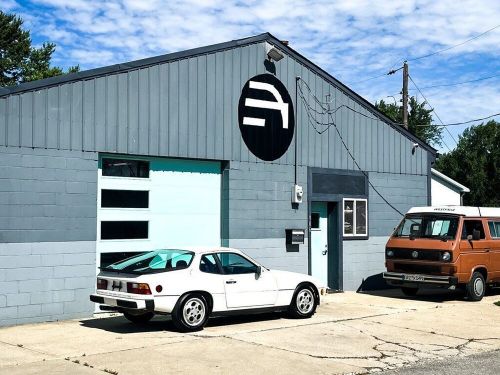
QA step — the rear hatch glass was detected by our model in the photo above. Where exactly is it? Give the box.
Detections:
[103,249,194,274]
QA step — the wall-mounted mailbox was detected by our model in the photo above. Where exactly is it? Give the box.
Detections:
[285,229,305,245]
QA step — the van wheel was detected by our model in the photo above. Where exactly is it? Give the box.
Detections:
[123,311,154,324]
[401,287,418,297]
[465,272,485,301]
[172,293,209,332]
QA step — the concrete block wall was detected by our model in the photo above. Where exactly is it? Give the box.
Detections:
[342,172,428,291]
[226,161,308,274]
[0,146,97,326]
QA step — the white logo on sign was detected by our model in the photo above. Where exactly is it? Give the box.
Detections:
[242,81,289,128]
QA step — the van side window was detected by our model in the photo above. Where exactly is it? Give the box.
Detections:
[488,221,500,239]
[461,220,486,239]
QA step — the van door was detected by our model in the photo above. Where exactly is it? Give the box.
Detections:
[487,220,500,280]
[459,219,490,281]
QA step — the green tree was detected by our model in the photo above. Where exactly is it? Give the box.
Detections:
[434,120,499,206]
[375,96,443,146]
[0,11,79,87]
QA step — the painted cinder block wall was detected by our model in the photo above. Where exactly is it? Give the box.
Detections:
[0,146,97,326]
[0,34,435,325]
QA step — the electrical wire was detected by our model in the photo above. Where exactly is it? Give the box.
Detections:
[408,75,456,151]
[406,24,500,63]
[415,113,500,127]
[413,73,500,90]
[297,77,407,217]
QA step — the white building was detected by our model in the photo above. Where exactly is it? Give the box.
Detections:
[431,168,470,206]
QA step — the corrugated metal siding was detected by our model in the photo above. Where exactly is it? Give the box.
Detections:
[0,42,428,175]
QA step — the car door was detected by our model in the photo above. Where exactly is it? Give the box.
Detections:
[216,252,278,309]
[459,219,490,280]
[487,220,500,280]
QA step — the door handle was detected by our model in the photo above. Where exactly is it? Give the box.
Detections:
[322,245,328,255]
[226,280,237,284]
[485,249,491,253]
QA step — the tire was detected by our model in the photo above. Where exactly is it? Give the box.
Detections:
[123,311,154,324]
[288,285,317,319]
[401,287,419,297]
[465,271,486,301]
[172,293,209,332]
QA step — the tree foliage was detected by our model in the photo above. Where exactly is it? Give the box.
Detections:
[0,11,79,87]
[434,120,499,206]
[375,96,443,147]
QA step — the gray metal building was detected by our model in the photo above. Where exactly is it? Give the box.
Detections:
[0,33,435,326]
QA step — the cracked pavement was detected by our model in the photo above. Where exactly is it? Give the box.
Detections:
[0,289,499,374]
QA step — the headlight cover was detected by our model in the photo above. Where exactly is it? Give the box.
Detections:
[386,249,394,257]
[441,251,451,262]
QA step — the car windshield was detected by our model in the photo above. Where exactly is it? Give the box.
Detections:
[394,215,459,240]
[104,249,194,274]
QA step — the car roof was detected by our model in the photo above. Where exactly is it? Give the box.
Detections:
[156,247,242,254]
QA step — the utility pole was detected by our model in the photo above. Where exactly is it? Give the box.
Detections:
[402,61,409,129]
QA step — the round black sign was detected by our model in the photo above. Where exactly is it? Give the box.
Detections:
[238,74,295,161]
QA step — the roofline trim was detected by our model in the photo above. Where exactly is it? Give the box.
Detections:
[0,31,436,154]
[431,168,470,192]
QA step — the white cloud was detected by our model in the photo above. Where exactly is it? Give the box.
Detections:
[8,0,500,151]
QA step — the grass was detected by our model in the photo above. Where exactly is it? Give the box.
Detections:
[495,301,500,307]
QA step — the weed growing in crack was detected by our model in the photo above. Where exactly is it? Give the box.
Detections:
[495,301,500,307]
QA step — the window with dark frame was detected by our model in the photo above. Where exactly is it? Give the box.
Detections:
[101,221,149,240]
[488,221,500,239]
[311,212,320,230]
[102,158,150,178]
[344,198,367,237]
[101,189,149,208]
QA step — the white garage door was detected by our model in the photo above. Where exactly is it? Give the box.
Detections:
[96,155,221,268]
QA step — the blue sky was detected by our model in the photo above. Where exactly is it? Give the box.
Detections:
[2,0,499,152]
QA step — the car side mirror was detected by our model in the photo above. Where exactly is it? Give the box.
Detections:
[256,266,262,278]
[472,229,481,241]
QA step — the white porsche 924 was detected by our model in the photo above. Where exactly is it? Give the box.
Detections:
[90,247,326,331]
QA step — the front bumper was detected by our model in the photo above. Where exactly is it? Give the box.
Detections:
[383,272,458,287]
[90,294,155,311]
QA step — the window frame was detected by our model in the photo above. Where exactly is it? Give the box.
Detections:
[461,219,486,240]
[199,254,223,275]
[487,220,500,239]
[101,157,150,179]
[343,198,368,238]
[215,252,260,275]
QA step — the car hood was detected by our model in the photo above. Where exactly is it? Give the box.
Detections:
[268,269,325,290]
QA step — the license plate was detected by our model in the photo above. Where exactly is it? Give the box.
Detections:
[404,274,424,282]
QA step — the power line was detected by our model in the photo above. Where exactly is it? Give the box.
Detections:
[415,113,500,127]
[406,24,500,63]
[408,74,456,151]
[410,73,500,90]
[297,77,407,217]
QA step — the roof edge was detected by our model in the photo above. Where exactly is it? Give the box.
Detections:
[431,168,470,192]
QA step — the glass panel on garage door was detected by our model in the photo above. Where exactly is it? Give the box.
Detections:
[96,156,222,268]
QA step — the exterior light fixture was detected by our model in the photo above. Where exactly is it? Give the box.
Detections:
[266,43,284,62]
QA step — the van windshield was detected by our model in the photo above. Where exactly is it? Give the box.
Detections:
[394,215,459,240]
[104,249,194,274]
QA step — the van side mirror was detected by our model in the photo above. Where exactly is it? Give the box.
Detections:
[472,229,481,241]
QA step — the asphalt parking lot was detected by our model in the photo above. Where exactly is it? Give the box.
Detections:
[0,289,499,375]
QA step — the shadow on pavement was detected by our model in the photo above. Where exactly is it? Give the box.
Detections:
[360,286,500,303]
[80,311,285,334]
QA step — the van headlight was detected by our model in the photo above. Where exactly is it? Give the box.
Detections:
[441,252,451,262]
[386,249,394,257]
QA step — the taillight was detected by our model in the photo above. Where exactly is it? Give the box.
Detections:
[97,278,108,290]
[127,282,151,295]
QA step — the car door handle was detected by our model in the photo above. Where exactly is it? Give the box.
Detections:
[485,249,491,253]
[226,280,237,284]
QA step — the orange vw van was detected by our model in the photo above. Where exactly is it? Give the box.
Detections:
[383,206,500,301]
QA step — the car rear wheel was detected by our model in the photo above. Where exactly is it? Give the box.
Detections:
[172,293,209,332]
[123,311,154,324]
[401,287,419,297]
[465,272,485,301]
[288,285,317,319]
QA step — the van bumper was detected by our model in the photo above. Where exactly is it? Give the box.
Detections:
[383,272,458,287]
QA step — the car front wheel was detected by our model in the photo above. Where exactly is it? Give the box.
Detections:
[288,285,317,318]
[123,311,154,324]
[172,293,209,332]
[465,271,486,301]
